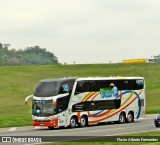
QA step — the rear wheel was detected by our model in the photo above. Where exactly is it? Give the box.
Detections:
[70,116,77,128]
[79,116,88,127]
[126,112,134,123]
[119,112,126,124]
[155,124,159,128]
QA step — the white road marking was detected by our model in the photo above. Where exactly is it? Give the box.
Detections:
[8,127,17,131]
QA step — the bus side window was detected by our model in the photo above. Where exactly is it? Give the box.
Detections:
[87,80,100,92]
[59,80,75,94]
[132,79,144,90]
[75,81,84,95]
[121,80,132,90]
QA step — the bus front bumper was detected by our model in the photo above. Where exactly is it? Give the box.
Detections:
[32,118,58,127]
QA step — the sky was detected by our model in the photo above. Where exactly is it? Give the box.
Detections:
[0,0,160,64]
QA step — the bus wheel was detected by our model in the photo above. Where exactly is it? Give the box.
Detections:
[79,116,88,127]
[70,116,77,128]
[155,124,159,128]
[48,126,54,130]
[119,112,126,124]
[127,112,134,123]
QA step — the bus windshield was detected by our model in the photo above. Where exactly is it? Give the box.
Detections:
[32,99,56,117]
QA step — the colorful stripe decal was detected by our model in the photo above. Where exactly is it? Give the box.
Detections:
[88,91,123,117]
[88,90,142,124]
[82,92,96,102]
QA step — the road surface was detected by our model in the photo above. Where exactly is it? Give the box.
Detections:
[0,114,159,144]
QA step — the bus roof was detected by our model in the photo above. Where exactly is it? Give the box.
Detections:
[38,78,77,83]
[76,76,144,81]
[38,77,144,82]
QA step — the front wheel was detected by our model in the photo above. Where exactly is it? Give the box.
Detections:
[119,113,126,124]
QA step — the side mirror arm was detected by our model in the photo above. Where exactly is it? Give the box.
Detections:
[25,95,33,105]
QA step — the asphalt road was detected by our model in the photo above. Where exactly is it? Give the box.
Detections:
[0,114,160,144]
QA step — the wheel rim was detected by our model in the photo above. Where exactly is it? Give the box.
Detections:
[80,117,86,126]
[70,118,76,127]
[119,114,125,123]
[127,114,133,122]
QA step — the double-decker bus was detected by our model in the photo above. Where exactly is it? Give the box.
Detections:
[25,77,145,129]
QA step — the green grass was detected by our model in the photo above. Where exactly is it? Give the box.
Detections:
[0,63,160,127]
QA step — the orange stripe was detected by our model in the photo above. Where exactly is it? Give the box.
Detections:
[85,92,97,101]
[82,92,94,102]
[88,90,142,124]
[88,110,111,118]
[91,92,100,101]
[77,112,81,122]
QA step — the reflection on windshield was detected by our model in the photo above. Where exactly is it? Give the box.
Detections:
[32,99,56,117]
[34,81,60,97]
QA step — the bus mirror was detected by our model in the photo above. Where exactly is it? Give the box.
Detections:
[25,101,28,106]
[25,95,33,106]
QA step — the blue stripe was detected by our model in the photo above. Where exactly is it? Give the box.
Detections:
[134,92,141,119]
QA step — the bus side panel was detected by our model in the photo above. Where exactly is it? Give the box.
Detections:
[70,89,145,124]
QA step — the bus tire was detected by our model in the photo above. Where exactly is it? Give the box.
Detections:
[126,112,134,123]
[155,124,159,128]
[119,112,126,124]
[79,115,88,127]
[70,116,77,128]
[48,126,54,130]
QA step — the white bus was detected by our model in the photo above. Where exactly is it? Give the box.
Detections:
[25,77,145,129]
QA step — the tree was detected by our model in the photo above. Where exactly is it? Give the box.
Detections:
[0,43,59,66]
[0,43,3,49]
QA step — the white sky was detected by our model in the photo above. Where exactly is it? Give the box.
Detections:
[0,0,160,64]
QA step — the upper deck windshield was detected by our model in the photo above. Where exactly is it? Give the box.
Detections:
[34,78,76,97]
[34,81,59,97]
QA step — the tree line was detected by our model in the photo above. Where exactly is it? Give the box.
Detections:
[0,43,59,66]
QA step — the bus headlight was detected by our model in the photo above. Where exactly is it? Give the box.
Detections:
[155,116,158,120]
[48,115,57,120]
[32,115,36,120]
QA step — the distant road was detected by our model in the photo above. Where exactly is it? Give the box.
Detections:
[0,114,159,144]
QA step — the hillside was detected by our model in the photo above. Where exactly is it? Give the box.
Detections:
[0,63,160,127]
[0,44,59,66]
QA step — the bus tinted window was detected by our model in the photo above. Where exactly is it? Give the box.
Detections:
[34,81,59,97]
[87,80,100,92]
[75,80,100,93]
[72,99,121,112]
[75,80,121,94]
[120,80,132,90]
[75,81,86,94]
[59,80,75,94]
[75,79,144,94]
[57,95,70,113]
[132,79,144,90]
